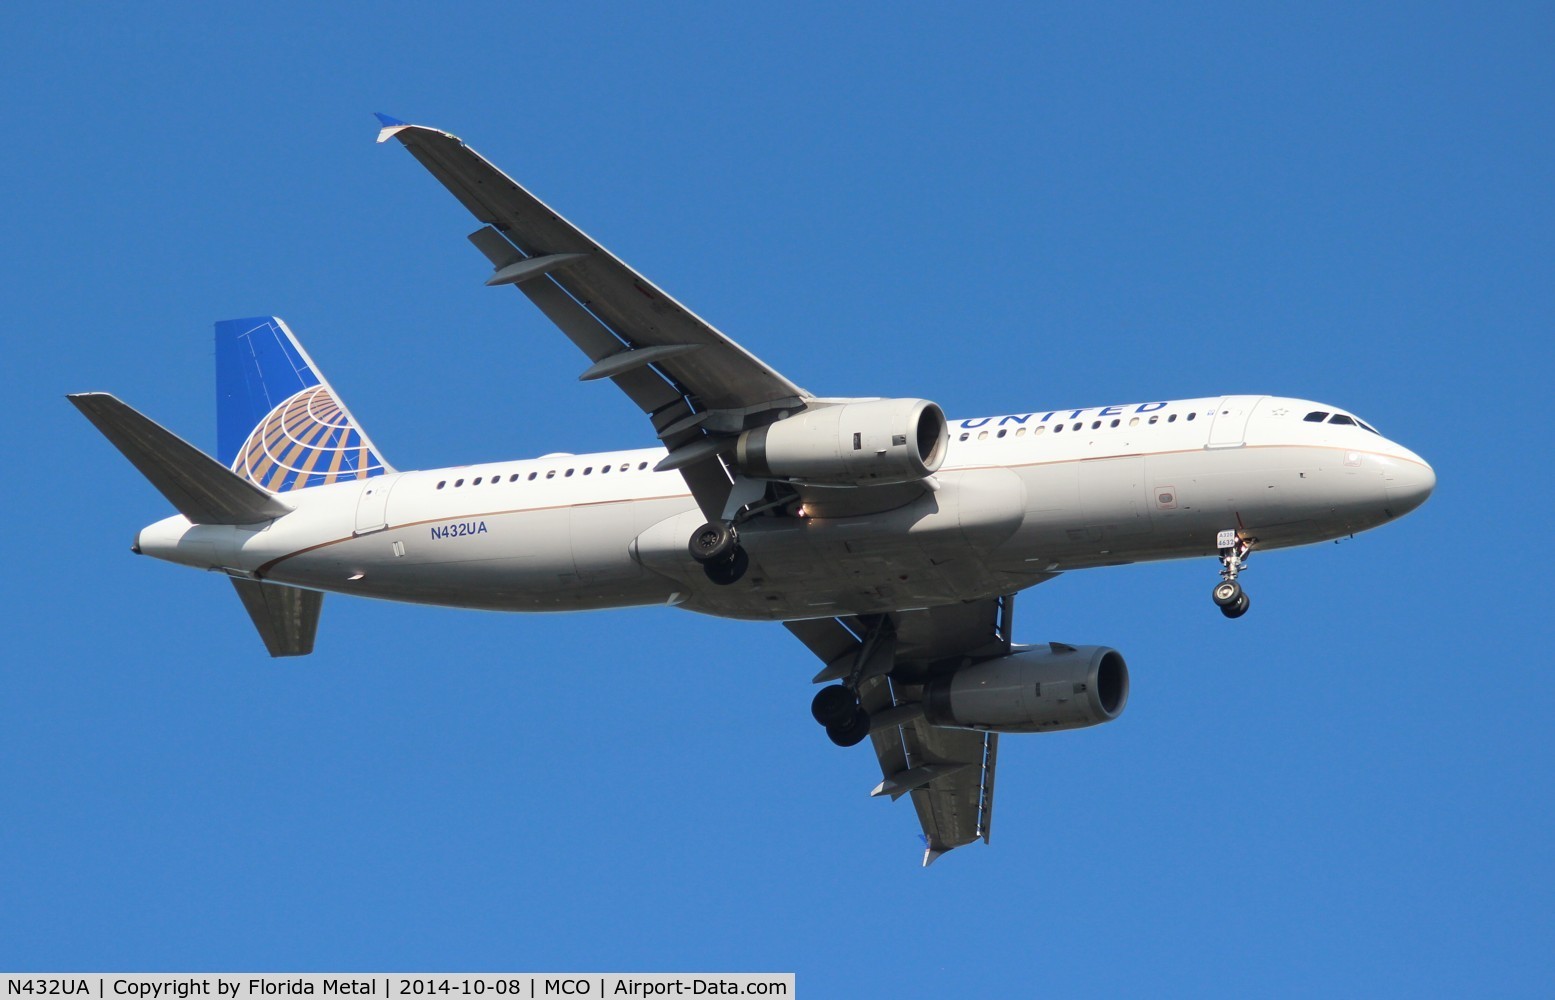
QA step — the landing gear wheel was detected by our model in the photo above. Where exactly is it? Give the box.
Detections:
[1211,529,1256,618]
[689,521,738,564]
[702,545,749,586]
[825,708,871,747]
[811,685,858,728]
[1212,580,1243,607]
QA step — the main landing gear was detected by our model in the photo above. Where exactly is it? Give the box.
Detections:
[1213,529,1254,619]
[688,520,749,585]
[811,684,870,747]
[807,615,894,747]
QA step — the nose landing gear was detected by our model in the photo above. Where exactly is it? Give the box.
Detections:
[1213,529,1255,619]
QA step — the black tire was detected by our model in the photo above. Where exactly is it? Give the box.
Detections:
[811,685,858,728]
[1212,580,1243,607]
[826,708,871,747]
[1221,592,1251,619]
[702,545,749,586]
[689,521,738,563]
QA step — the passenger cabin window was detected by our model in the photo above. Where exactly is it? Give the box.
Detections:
[997,429,1007,438]
[454,478,465,487]
[473,477,482,485]
[1187,412,1196,421]
[437,481,446,490]
[1304,411,1329,422]
[1149,415,1159,424]
[959,432,969,441]
[1168,414,1177,422]
[1110,419,1120,428]
[546,470,556,479]
[638,462,648,470]
[509,474,519,483]
[1090,420,1101,429]
[1016,427,1027,437]
[528,472,537,481]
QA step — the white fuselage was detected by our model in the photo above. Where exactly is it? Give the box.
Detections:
[135,395,1435,621]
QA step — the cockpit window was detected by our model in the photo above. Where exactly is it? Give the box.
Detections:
[1327,414,1356,426]
[1357,420,1379,434]
[1304,411,1329,422]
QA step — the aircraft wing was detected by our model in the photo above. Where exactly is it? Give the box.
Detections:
[785,596,1015,866]
[375,115,811,520]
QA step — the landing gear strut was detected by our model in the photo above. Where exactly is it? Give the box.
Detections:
[688,520,748,585]
[1213,529,1254,619]
[807,615,894,747]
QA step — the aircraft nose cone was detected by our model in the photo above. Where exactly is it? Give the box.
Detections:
[1385,449,1435,516]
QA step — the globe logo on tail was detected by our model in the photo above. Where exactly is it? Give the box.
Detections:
[233,384,386,491]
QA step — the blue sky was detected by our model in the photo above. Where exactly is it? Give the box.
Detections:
[3,3,1552,995]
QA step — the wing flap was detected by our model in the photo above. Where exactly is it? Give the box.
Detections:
[862,674,997,864]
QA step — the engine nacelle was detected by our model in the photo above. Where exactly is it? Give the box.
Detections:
[923,643,1129,734]
[735,398,948,486]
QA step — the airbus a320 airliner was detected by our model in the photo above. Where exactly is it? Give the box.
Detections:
[71,115,1435,864]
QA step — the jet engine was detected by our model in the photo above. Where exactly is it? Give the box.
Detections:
[735,398,948,486]
[922,643,1129,733]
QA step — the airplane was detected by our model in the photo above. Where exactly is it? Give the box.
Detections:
[69,114,1436,865]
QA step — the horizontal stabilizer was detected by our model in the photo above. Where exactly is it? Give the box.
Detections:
[68,392,292,525]
[231,578,322,657]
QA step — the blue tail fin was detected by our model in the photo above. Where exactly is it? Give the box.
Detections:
[215,317,393,492]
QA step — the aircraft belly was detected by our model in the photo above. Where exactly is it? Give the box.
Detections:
[1078,456,1151,541]
[571,497,686,584]
[657,469,1029,619]
[257,496,683,612]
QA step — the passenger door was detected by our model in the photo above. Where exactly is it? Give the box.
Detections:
[353,475,399,535]
[1206,396,1265,449]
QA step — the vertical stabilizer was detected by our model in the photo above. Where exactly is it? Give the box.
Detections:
[216,317,393,491]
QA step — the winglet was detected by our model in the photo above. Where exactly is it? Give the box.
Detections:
[374,112,411,143]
